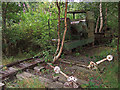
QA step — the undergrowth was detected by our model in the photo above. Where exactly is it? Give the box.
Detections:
[6,77,45,88]
[3,39,119,88]
[2,53,32,65]
[90,47,118,88]
[101,59,118,88]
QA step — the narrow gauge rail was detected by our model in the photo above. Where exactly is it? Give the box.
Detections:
[0,56,44,81]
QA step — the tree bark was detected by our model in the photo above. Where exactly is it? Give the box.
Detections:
[2,2,7,31]
[105,8,107,32]
[99,2,103,33]
[95,16,100,33]
[2,2,9,56]
[54,1,61,56]
[53,0,68,63]
[118,2,120,60]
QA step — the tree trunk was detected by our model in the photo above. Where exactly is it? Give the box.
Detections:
[99,2,103,33]
[118,2,120,60]
[54,1,61,56]
[105,8,107,32]
[53,0,68,63]
[95,16,100,33]
[2,2,9,56]
[2,2,7,31]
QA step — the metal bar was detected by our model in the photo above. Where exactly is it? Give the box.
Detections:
[60,71,68,78]
[47,63,69,79]
[67,10,86,13]
[96,58,107,65]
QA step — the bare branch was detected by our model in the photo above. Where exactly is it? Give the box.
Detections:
[54,1,61,56]
[53,0,68,63]
[99,2,103,33]
[95,16,100,33]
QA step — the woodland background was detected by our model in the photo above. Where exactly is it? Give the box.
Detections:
[2,2,118,57]
[1,2,119,88]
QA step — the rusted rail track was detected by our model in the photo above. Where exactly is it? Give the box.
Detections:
[1,56,41,68]
[0,56,44,81]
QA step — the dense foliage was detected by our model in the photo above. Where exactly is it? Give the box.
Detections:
[2,2,118,88]
[2,2,59,56]
[2,2,118,57]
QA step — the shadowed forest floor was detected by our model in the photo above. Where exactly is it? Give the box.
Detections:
[4,45,118,88]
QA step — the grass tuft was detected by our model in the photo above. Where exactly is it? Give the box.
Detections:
[7,77,45,88]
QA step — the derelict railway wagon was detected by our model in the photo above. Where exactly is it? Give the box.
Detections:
[49,10,95,50]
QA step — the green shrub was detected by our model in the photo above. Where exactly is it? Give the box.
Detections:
[108,38,118,48]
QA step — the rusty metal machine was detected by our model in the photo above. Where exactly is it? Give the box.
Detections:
[49,10,95,50]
